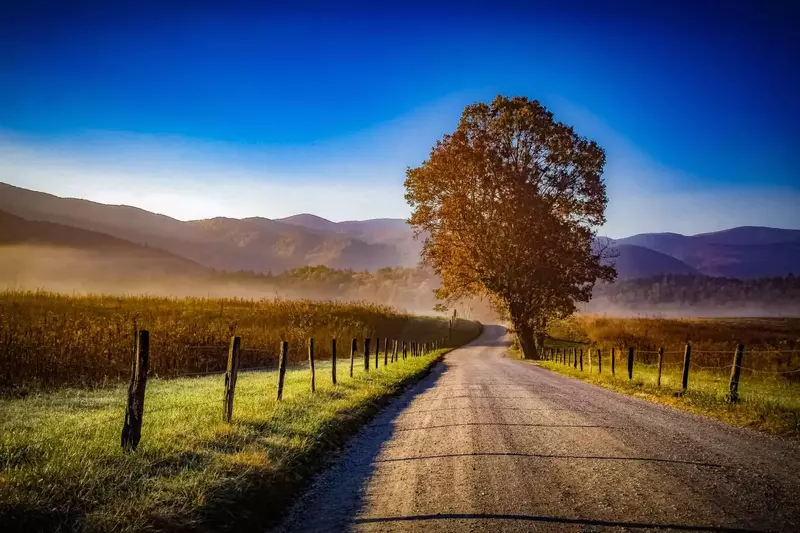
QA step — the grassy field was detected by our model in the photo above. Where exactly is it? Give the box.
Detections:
[0,337,479,531]
[534,315,800,438]
[0,290,475,391]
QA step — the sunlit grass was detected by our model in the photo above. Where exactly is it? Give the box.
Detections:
[0,349,467,531]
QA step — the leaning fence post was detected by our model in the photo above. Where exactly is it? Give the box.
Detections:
[657,347,664,387]
[276,340,288,401]
[308,338,316,393]
[222,336,241,422]
[331,339,337,385]
[597,348,602,374]
[627,347,634,380]
[681,343,691,392]
[728,344,745,402]
[122,329,149,451]
[350,338,356,377]
[364,338,371,371]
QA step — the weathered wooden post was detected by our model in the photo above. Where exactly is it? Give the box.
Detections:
[579,348,584,371]
[588,348,592,373]
[573,348,578,369]
[350,338,357,377]
[611,347,615,375]
[308,338,316,393]
[728,344,745,402]
[122,329,149,451]
[392,339,398,363]
[374,337,381,369]
[657,347,664,387]
[384,337,389,366]
[276,340,288,401]
[597,348,602,374]
[681,343,691,392]
[222,336,241,422]
[331,339,337,385]
[364,338,371,371]
[627,347,634,380]
[403,341,407,360]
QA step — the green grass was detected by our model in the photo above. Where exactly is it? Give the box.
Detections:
[0,343,472,532]
[531,350,800,439]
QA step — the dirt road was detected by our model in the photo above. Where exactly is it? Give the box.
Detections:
[278,325,800,532]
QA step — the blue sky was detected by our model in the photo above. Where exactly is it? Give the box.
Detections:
[1,1,798,236]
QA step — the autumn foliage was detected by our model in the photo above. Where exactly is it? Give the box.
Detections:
[405,95,615,358]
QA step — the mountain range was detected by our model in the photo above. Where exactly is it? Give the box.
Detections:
[1,182,798,283]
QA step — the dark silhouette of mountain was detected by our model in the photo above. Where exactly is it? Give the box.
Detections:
[612,244,700,280]
[615,227,800,278]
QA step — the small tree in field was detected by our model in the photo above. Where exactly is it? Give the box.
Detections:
[405,95,616,359]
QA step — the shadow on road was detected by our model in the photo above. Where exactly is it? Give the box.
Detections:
[351,513,761,532]
[374,452,723,468]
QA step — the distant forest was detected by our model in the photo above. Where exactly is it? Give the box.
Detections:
[216,268,800,317]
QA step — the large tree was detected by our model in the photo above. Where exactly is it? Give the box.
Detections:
[405,95,616,359]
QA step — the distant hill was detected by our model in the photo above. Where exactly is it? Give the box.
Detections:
[615,227,800,278]
[2,182,797,280]
[612,244,699,280]
[0,183,414,273]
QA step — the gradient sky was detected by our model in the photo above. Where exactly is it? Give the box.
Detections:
[1,1,798,236]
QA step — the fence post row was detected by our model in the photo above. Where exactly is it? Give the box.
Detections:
[681,343,691,392]
[121,329,150,451]
[729,344,745,402]
[350,338,356,378]
[222,336,240,423]
[276,340,288,401]
[309,338,316,393]
[657,347,664,387]
[627,347,634,380]
[331,339,337,385]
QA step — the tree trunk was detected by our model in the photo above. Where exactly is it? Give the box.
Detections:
[515,320,540,360]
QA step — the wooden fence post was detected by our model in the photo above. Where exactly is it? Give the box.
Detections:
[597,349,602,374]
[350,338,356,377]
[223,336,241,423]
[364,338,371,371]
[579,348,583,371]
[573,348,578,369]
[729,344,745,402]
[121,330,149,451]
[392,340,398,363]
[627,347,634,380]
[681,343,691,392]
[384,337,389,366]
[588,348,592,373]
[308,338,316,393]
[276,340,288,401]
[611,347,615,376]
[331,339,337,385]
[403,341,407,360]
[657,347,664,387]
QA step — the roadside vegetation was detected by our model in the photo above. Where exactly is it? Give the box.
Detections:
[530,315,800,438]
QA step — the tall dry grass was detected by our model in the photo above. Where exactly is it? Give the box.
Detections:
[0,290,470,391]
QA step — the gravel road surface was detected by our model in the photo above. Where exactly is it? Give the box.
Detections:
[278,325,800,532]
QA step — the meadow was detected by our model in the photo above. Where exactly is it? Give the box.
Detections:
[539,315,800,437]
[0,290,482,531]
[0,289,476,391]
